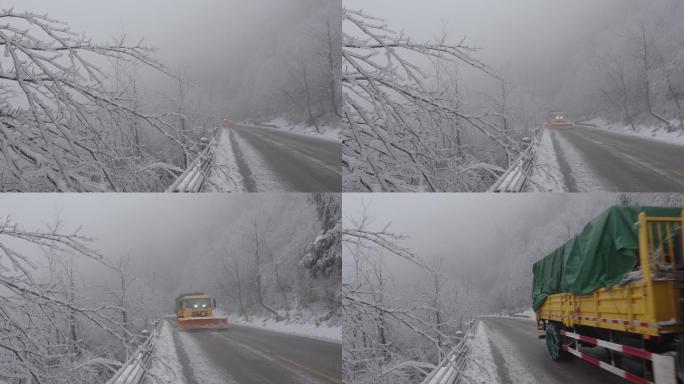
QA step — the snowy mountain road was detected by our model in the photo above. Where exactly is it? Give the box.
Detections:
[229,125,341,192]
[481,317,625,383]
[551,125,684,192]
[171,322,342,384]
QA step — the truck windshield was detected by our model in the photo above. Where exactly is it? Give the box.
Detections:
[183,298,211,308]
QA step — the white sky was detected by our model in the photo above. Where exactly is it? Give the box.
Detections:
[342,193,619,282]
[343,0,639,102]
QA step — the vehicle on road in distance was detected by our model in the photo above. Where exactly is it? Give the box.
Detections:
[176,292,228,331]
[534,206,683,384]
[546,111,572,128]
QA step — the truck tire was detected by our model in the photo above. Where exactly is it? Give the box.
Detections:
[545,323,567,361]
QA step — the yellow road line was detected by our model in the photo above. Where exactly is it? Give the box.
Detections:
[672,169,684,177]
[274,355,342,384]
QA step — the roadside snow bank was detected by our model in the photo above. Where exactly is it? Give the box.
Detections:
[205,129,245,192]
[528,129,566,192]
[230,315,341,343]
[462,322,501,384]
[145,321,185,384]
[580,118,684,146]
[489,308,536,320]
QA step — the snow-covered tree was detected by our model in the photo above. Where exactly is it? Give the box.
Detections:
[342,9,526,192]
[0,10,196,191]
[0,217,143,383]
[343,209,472,384]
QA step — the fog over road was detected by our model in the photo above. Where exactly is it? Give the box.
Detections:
[551,125,684,192]
[229,125,341,192]
[170,321,342,384]
[481,317,625,384]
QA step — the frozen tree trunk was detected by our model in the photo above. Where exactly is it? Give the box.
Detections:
[253,220,280,319]
[267,248,290,320]
[500,78,509,133]
[117,257,132,360]
[602,59,637,132]
[664,71,684,131]
[233,262,248,322]
[66,257,79,357]
[325,18,340,117]
[374,257,389,362]
[177,73,190,169]
[619,66,638,132]
[432,273,443,352]
[302,64,321,134]
[640,25,673,131]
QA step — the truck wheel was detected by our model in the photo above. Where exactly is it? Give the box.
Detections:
[545,323,567,361]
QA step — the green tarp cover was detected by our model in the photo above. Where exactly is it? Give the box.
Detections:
[532,206,681,311]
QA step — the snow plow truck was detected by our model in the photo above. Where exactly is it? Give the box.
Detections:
[546,111,572,128]
[175,292,228,331]
[534,206,684,384]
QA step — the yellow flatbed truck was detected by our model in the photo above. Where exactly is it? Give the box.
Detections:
[534,206,683,384]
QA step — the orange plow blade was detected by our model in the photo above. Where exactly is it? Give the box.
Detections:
[178,317,228,331]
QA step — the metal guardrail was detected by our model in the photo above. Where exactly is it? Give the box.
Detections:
[165,130,221,193]
[421,320,477,384]
[488,133,541,193]
[107,321,161,384]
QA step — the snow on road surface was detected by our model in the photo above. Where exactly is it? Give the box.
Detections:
[228,124,341,191]
[146,321,186,384]
[480,317,624,384]
[231,131,293,191]
[533,121,684,192]
[480,318,541,384]
[581,118,684,146]
[549,129,615,192]
[462,322,501,384]
[177,331,235,384]
[229,315,341,343]
[528,129,566,192]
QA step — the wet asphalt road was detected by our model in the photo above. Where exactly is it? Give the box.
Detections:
[230,125,341,192]
[481,317,625,384]
[552,125,684,192]
[170,322,341,384]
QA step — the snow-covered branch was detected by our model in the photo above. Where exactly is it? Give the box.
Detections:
[0,9,194,191]
[342,9,520,192]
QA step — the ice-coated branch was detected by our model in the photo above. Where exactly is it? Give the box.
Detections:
[0,9,194,191]
[0,217,144,383]
[342,8,518,192]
